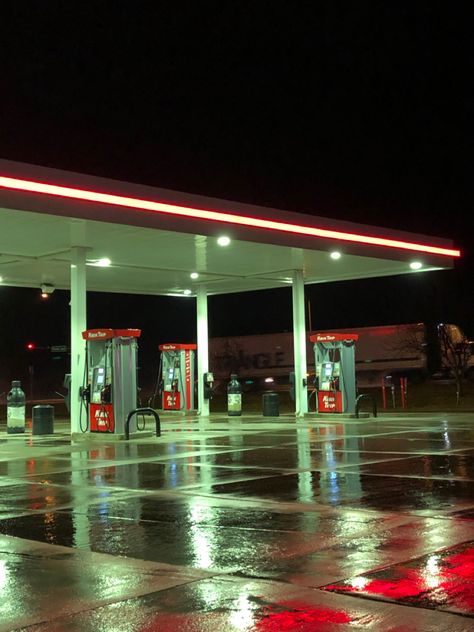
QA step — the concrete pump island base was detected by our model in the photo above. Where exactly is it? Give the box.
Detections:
[2,412,474,630]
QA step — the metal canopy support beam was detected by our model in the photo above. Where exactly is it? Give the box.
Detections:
[196,285,210,416]
[292,270,308,416]
[70,247,87,434]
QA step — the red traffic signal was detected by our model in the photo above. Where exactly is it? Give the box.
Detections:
[26,343,36,351]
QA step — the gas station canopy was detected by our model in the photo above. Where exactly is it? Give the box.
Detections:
[0,160,459,296]
[0,159,461,423]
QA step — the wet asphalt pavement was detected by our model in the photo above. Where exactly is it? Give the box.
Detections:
[2,413,474,630]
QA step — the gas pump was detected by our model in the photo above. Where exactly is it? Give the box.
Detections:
[310,332,358,414]
[81,328,141,433]
[159,343,196,411]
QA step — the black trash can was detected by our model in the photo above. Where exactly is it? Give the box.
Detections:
[262,392,280,417]
[32,405,54,435]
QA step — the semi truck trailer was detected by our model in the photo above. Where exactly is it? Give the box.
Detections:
[209,323,473,390]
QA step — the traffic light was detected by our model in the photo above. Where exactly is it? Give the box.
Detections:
[26,342,36,351]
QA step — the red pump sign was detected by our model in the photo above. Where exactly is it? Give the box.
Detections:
[318,391,343,413]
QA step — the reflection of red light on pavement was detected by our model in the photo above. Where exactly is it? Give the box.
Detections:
[369,578,422,599]
[326,571,427,600]
[443,548,474,576]
[256,602,352,630]
[438,548,474,611]
[325,544,474,615]
[136,601,354,632]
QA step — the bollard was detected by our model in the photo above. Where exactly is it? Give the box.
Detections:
[262,392,280,417]
[32,405,54,435]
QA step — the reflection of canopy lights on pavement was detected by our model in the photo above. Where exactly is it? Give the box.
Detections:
[189,504,214,570]
[0,175,461,258]
[351,576,369,590]
[228,594,255,629]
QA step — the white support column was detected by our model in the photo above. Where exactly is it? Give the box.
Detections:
[196,285,210,416]
[70,247,87,434]
[292,270,308,416]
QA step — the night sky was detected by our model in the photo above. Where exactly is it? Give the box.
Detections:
[0,4,473,389]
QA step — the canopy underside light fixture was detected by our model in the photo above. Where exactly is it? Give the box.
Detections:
[87,257,111,267]
[0,175,461,258]
[166,290,193,297]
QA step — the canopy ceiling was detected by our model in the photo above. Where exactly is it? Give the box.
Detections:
[0,160,458,296]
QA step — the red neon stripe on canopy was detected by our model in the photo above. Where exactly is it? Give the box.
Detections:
[0,175,460,258]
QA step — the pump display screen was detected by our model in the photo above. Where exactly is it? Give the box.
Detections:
[323,363,333,378]
[91,367,106,404]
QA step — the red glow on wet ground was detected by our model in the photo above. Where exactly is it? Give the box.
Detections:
[255,601,353,630]
[325,543,474,615]
[138,602,354,631]
[327,574,426,599]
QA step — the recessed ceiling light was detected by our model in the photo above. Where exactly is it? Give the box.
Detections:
[330,251,342,260]
[217,236,231,246]
[190,272,199,279]
[410,261,423,270]
[183,289,192,295]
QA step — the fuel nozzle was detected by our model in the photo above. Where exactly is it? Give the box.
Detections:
[80,385,90,403]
